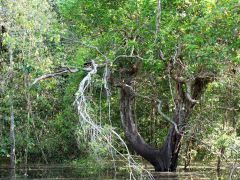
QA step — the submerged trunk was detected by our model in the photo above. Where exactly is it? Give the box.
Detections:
[119,73,210,171]
[120,86,163,170]
[120,85,188,171]
[216,147,225,176]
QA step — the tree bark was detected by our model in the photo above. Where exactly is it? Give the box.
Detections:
[120,85,164,171]
[9,44,16,177]
[119,65,211,171]
[216,147,225,176]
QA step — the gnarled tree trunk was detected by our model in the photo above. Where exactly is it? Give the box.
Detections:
[119,65,211,171]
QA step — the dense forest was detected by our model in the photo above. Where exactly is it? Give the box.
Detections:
[0,0,239,179]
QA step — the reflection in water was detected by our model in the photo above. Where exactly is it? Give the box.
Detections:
[0,164,236,179]
[9,168,16,180]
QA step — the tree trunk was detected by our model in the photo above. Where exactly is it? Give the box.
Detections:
[216,147,225,176]
[120,84,189,171]
[120,86,164,171]
[184,137,193,170]
[9,44,16,179]
[24,73,32,175]
[119,69,210,171]
[10,97,15,170]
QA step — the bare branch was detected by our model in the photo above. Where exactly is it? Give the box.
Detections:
[73,60,154,179]
[158,49,165,60]
[155,0,161,38]
[156,99,180,134]
[172,44,181,65]
[31,59,110,86]
[217,106,239,111]
[168,44,186,83]
[32,68,78,85]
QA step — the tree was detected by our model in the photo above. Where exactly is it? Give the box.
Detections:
[0,0,238,177]
[57,0,239,172]
[0,0,68,166]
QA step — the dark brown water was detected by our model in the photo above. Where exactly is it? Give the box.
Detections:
[0,163,239,179]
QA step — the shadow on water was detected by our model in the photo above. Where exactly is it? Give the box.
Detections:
[0,163,239,179]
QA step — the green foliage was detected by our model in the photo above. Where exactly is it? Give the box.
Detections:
[71,156,111,177]
[0,0,239,175]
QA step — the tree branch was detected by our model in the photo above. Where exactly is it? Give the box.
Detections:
[156,99,180,134]
[155,0,161,38]
[168,44,186,83]
[185,81,198,103]
[119,83,180,134]
[32,67,79,85]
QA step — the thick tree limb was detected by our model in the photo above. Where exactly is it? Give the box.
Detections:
[119,83,180,134]
[185,81,198,103]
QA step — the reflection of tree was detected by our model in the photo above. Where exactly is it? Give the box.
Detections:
[9,168,16,180]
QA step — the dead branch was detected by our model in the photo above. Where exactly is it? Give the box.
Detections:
[32,67,78,85]
[32,59,111,86]
[168,44,186,83]
[73,60,154,179]
[156,99,180,134]
[155,0,161,41]
[217,106,239,111]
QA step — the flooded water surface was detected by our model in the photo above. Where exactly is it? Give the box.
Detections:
[0,162,239,179]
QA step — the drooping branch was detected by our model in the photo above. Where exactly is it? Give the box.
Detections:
[73,60,154,179]
[30,37,112,85]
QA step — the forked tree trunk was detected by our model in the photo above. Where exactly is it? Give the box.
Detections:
[119,76,209,171]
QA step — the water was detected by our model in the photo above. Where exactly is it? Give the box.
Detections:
[0,163,239,179]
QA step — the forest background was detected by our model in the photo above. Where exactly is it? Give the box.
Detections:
[0,0,239,178]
